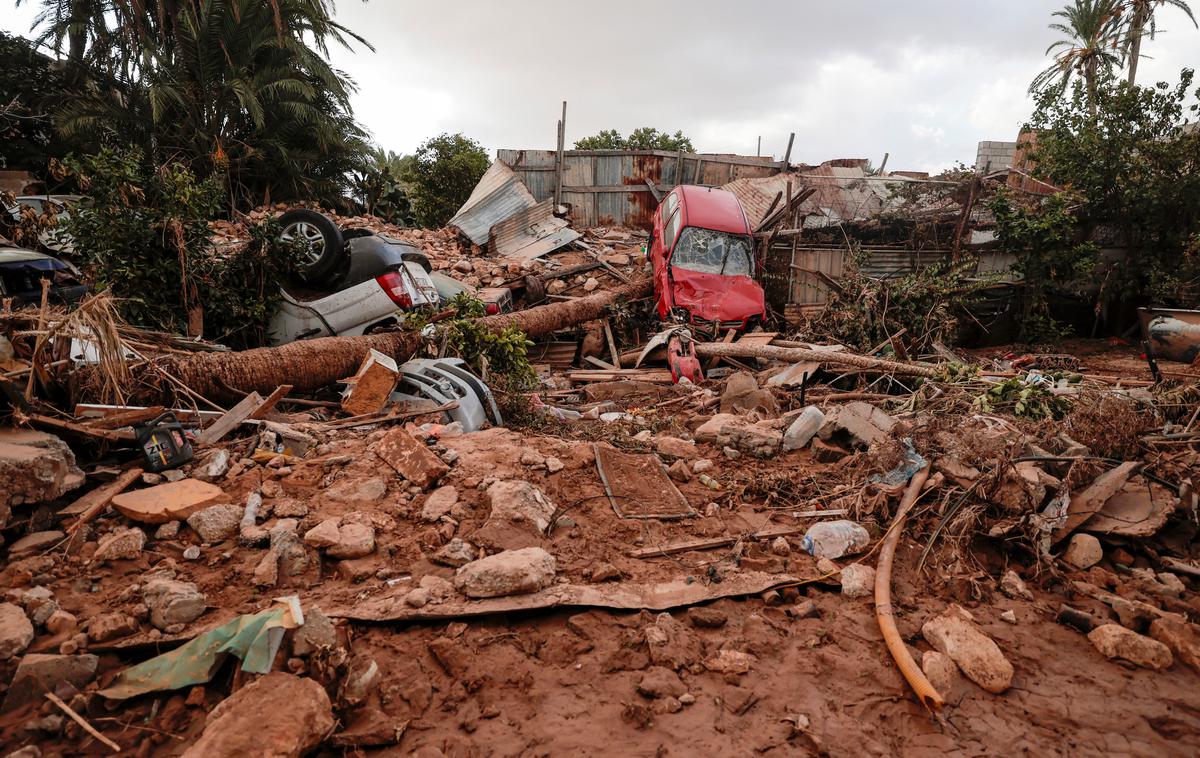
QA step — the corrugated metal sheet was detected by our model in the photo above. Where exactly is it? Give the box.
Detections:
[447,161,537,245]
[488,200,581,262]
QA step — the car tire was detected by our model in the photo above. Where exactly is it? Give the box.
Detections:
[279,209,344,282]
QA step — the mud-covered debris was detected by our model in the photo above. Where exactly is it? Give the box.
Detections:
[920,650,962,698]
[431,538,477,568]
[694,414,782,457]
[3,653,98,711]
[0,428,85,518]
[1149,618,1200,674]
[111,478,225,524]
[93,527,146,562]
[817,401,895,449]
[840,564,876,598]
[421,486,459,522]
[339,654,381,706]
[999,570,1033,601]
[291,609,338,657]
[143,578,206,630]
[1063,533,1103,570]
[326,523,376,559]
[87,611,140,643]
[187,503,243,543]
[1088,624,1174,670]
[720,372,779,417]
[374,427,449,489]
[637,666,686,699]
[8,531,64,558]
[484,480,556,535]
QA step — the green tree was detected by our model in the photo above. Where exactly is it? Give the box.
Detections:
[574,128,695,152]
[0,32,81,172]
[409,133,489,228]
[354,146,415,224]
[19,0,373,208]
[1031,0,1124,113]
[1116,0,1197,84]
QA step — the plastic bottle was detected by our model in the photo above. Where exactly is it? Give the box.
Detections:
[800,520,870,559]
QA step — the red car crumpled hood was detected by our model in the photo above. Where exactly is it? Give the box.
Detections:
[669,268,765,323]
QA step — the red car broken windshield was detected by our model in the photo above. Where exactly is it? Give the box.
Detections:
[671,228,753,277]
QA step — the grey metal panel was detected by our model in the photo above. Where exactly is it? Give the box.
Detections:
[596,191,628,226]
[488,199,581,262]
[563,155,593,188]
[561,192,594,226]
[594,155,624,187]
[447,161,537,245]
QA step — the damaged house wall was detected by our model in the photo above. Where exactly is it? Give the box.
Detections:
[497,149,781,229]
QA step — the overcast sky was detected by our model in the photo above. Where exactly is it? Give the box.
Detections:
[5,1,1198,172]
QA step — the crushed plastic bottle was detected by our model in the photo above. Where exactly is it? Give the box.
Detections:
[800,520,870,559]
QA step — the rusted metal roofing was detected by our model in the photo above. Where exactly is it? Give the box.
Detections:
[488,199,581,262]
[447,161,538,245]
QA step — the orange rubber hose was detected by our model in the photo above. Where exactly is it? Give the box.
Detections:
[874,464,944,713]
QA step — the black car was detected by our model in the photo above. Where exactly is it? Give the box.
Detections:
[0,245,89,306]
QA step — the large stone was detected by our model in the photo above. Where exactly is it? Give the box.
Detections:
[324,476,387,503]
[1062,533,1103,570]
[920,650,962,697]
[15,586,57,626]
[327,523,376,559]
[3,654,98,711]
[1149,618,1200,674]
[142,578,206,630]
[431,538,477,568]
[999,569,1033,601]
[921,604,1013,693]
[303,519,342,548]
[817,402,895,449]
[93,527,146,562]
[186,503,244,543]
[111,479,225,524]
[485,480,556,534]
[292,609,338,657]
[454,547,556,598]
[720,372,779,417]
[373,428,449,489]
[181,672,333,758]
[694,414,783,457]
[0,603,34,660]
[421,486,459,522]
[1088,624,1173,670]
[839,564,876,599]
[0,429,84,515]
[783,406,825,452]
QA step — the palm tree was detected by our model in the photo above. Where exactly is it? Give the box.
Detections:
[1116,0,1197,84]
[1031,0,1124,113]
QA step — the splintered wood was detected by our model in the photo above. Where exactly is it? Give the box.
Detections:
[341,349,399,416]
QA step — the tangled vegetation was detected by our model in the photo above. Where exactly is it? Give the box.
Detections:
[407,294,537,388]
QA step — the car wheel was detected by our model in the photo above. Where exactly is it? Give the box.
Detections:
[279,209,344,282]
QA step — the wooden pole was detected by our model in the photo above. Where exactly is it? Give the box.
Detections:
[554,100,566,207]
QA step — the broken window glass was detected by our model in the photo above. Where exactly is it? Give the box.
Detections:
[670,228,753,277]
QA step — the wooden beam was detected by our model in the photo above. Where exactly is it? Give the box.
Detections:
[249,385,292,420]
[27,414,134,442]
[602,319,621,368]
[196,391,264,446]
[645,178,662,202]
[61,467,143,525]
[82,406,165,430]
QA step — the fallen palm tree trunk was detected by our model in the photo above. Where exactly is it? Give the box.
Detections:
[141,278,653,401]
[692,341,941,378]
[875,464,944,713]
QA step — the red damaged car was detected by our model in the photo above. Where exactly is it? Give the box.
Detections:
[648,185,765,331]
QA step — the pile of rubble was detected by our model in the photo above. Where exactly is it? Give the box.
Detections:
[1,267,1198,754]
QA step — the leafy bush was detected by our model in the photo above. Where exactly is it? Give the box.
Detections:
[575,128,694,152]
[409,133,489,228]
[64,147,222,331]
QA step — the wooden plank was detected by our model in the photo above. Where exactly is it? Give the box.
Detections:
[74,404,224,423]
[61,467,144,524]
[27,414,134,442]
[602,319,621,368]
[645,178,662,202]
[82,406,165,430]
[196,391,264,446]
[249,385,292,420]
[583,355,617,370]
[629,525,806,559]
[706,329,738,371]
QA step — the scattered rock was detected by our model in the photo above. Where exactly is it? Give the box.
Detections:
[484,480,556,534]
[404,588,430,608]
[839,564,875,598]
[921,604,1013,693]
[154,521,181,540]
[692,458,714,474]
[340,655,381,706]
[292,609,338,657]
[520,449,546,467]
[3,653,98,710]
[110,478,224,524]
[325,476,387,502]
[8,531,64,558]
[654,436,698,459]
[454,547,557,598]
[920,650,962,697]
[0,603,34,659]
[193,449,230,482]
[180,672,333,758]
[545,456,564,473]
[1088,624,1173,670]
[187,503,243,543]
[817,402,894,449]
[93,527,146,562]
[644,613,704,670]
[183,545,202,560]
[667,459,692,483]
[783,406,825,451]
[1062,533,1103,570]
[327,523,375,560]
[637,667,686,699]
[1000,610,1017,624]
[770,537,791,556]
[1156,572,1186,598]
[373,427,449,489]
[583,277,599,292]
[687,607,728,628]
[303,519,342,548]
[421,486,459,522]
[703,648,755,674]
[1149,618,1200,674]
[87,612,140,643]
[720,372,779,417]
[431,538,477,568]
[694,414,782,457]
[588,562,621,582]
[142,578,206,630]
[999,569,1033,601]
[0,428,85,514]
